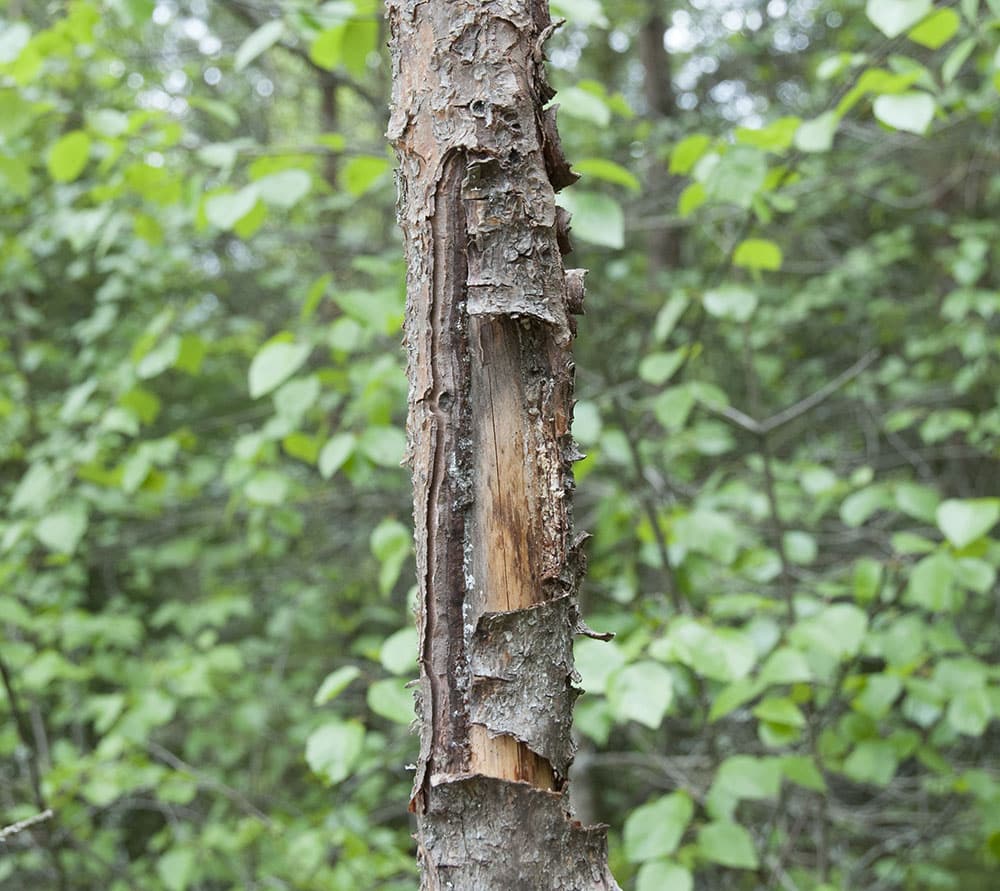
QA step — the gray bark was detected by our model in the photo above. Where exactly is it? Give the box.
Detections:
[387,0,620,887]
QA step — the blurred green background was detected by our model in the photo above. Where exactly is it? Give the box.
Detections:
[1,1,999,889]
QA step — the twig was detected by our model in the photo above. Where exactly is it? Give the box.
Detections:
[145,741,277,829]
[0,809,54,844]
[705,349,880,436]
[217,0,383,111]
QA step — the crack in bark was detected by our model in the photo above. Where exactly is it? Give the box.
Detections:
[416,151,473,807]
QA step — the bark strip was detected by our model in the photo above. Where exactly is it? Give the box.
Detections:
[388,1,619,886]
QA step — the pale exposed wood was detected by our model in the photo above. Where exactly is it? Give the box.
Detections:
[468,316,556,788]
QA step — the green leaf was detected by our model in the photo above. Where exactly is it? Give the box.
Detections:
[735,117,801,152]
[733,238,783,271]
[87,107,130,136]
[653,385,696,432]
[677,182,706,217]
[572,400,602,446]
[760,647,812,685]
[795,111,839,153]
[46,131,91,182]
[946,687,992,736]
[313,666,362,705]
[310,25,344,70]
[955,558,996,594]
[371,519,411,594]
[574,637,626,694]
[714,755,782,801]
[753,697,806,728]
[137,335,180,380]
[791,603,868,660]
[942,37,976,84]
[852,674,903,719]
[623,792,694,862]
[867,0,933,38]
[550,0,609,28]
[653,293,690,342]
[245,470,289,506]
[894,482,940,523]
[669,134,712,174]
[380,627,418,676]
[840,485,892,527]
[359,425,407,467]
[156,848,195,891]
[367,678,414,724]
[234,19,285,72]
[905,552,958,612]
[780,755,826,792]
[671,510,741,565]
[35,505,88,554]
[800,465,838,494]
[843,739,898,786]
[11,462,57,513]
[572,157,640,191]
[873,92,936,135]
[704,147,766,208]
[708,678,765,722]
[341,155,390,196]
[652,618,756,682]
[305,719,365,784]
[703,285,757,322]
[936,498,1000,548]
[248,339,311,398]
[319,432,356,479]
[558,190,624,249]
[853,557,884,603]
[907,8,959,48]
[783,530,817,565]
[557,85,611,127]
[607,661,673,728]
[255,169,312,208]
[698,821,759,870]
[205,186,261,230]
[0,22,31,64]
[636,861,693,891]
[638,348,687,385]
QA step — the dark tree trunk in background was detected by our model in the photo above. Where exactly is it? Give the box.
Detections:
[640,3,681,274]
[387,1,619,887]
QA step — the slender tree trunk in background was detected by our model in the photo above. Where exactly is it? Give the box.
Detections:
[387,1,619,887]
[640,3,681,275]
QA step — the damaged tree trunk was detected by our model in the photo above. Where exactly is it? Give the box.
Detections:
[387,1,620,888]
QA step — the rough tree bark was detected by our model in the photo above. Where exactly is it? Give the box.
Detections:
[387,1,620,888]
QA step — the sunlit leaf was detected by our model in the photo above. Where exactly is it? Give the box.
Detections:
[234,19,285,71]
[46,131,91,182]
[558,189,624,249]
[305,720,365,784]
[248,339,311,398]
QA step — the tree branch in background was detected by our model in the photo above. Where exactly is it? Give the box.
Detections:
[705,349,880,436]
[0,809,53,844]
[217,0,383,111]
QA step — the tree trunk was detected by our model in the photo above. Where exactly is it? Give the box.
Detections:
[387,1,620,887]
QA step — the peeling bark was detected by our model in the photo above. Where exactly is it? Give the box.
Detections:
[388,0,619,887]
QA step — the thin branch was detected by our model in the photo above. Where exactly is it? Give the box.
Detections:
[217,0,383,111]
[0,809,54,844]
[145,741,277,829]
[705,349,880,436]
[760,349,881,435]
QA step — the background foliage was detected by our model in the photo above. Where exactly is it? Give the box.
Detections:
[1,1,999,889]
